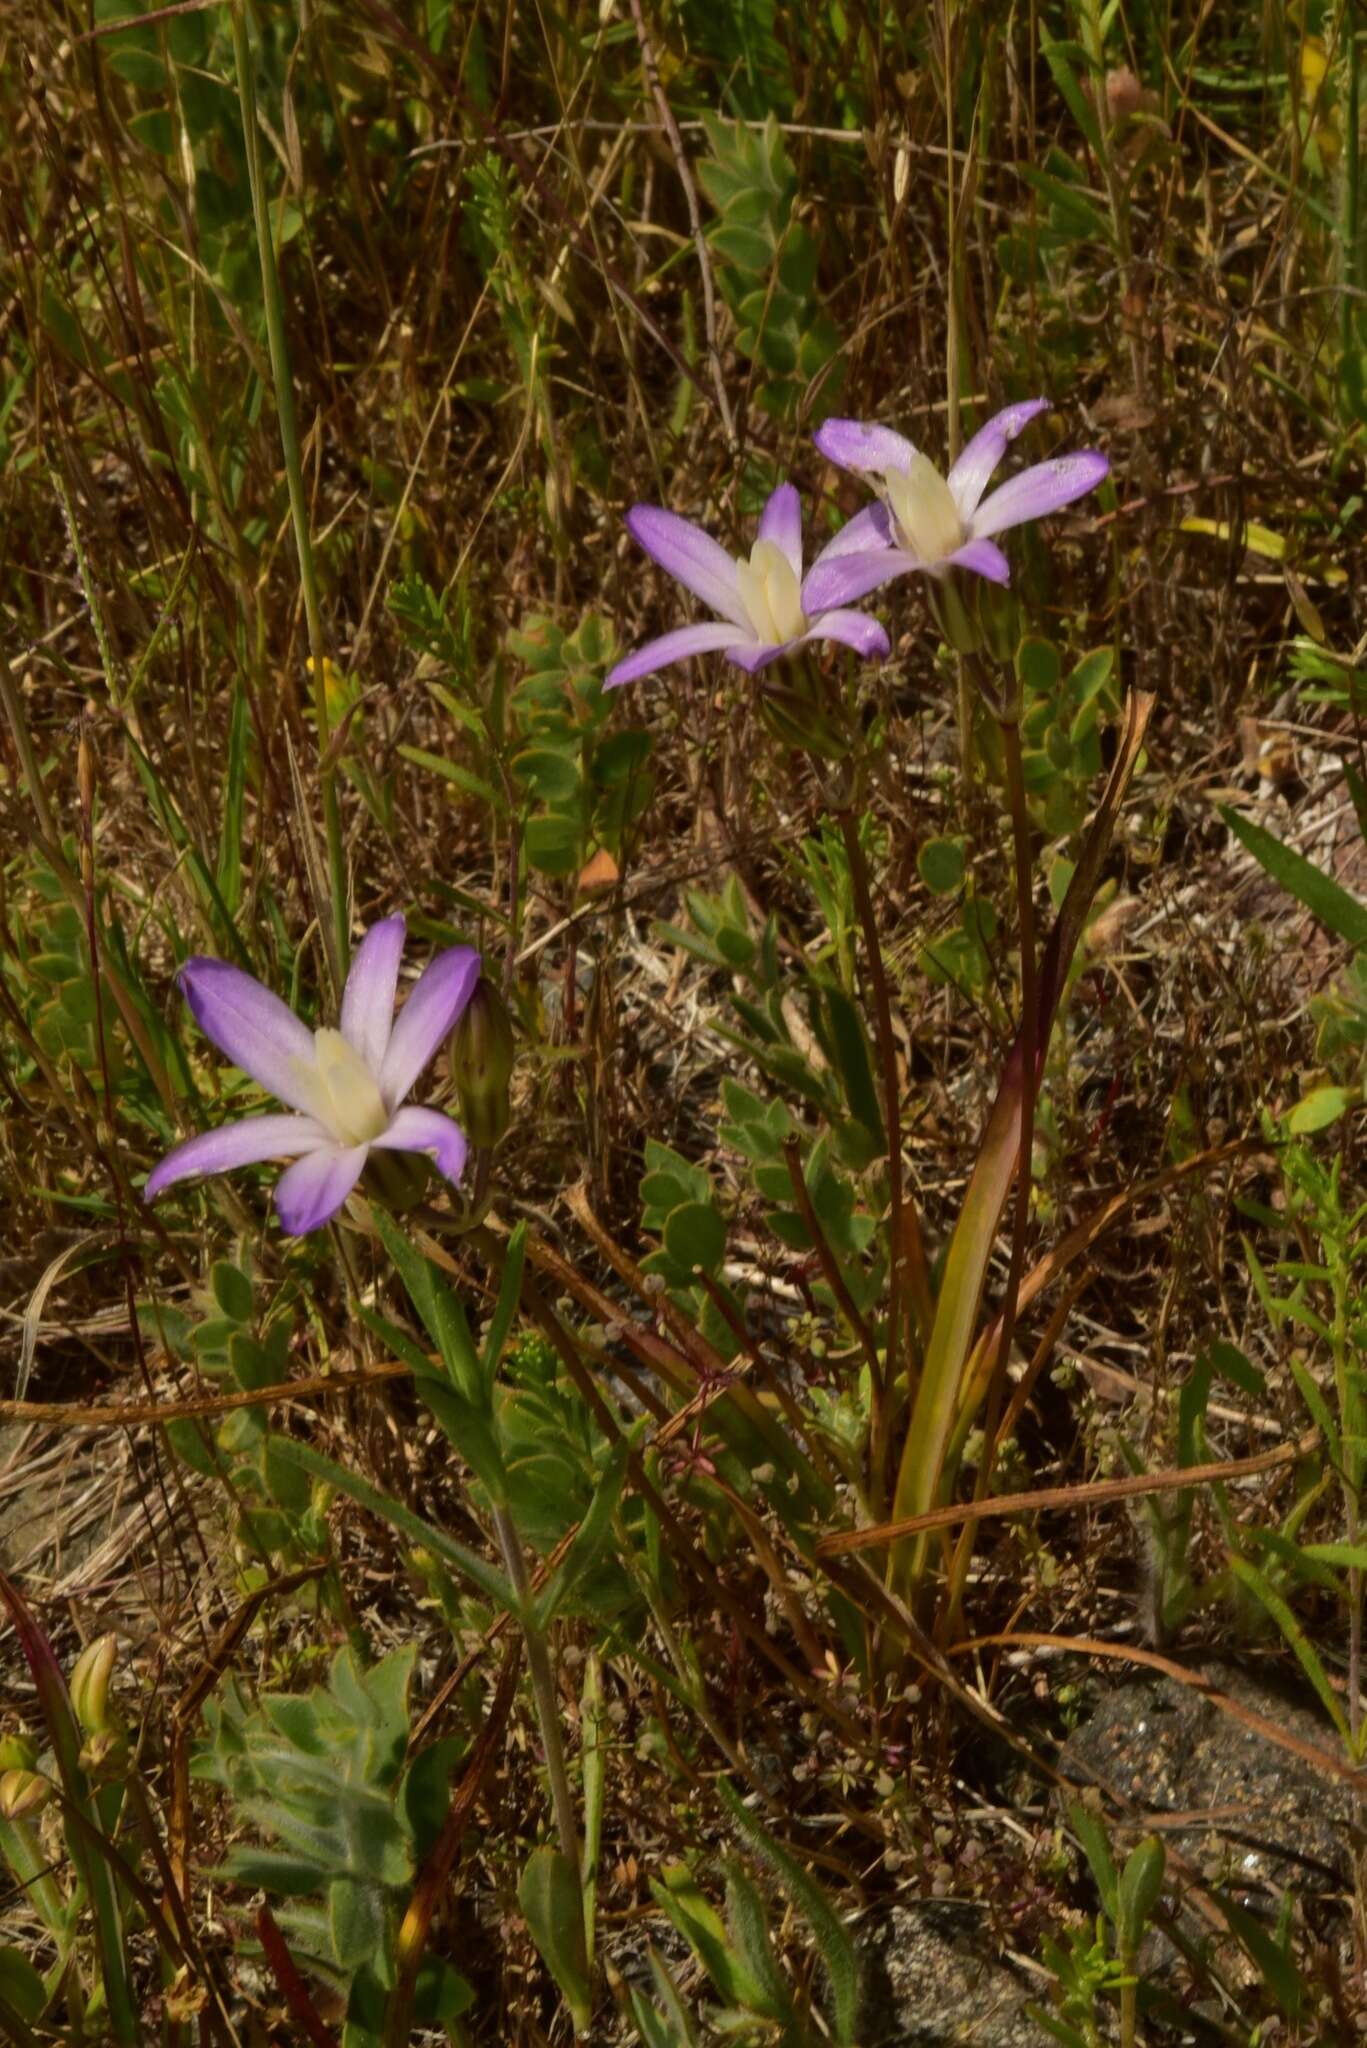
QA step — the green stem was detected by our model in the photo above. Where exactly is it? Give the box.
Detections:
[231,0,348,994]
[492,1505,581,1884]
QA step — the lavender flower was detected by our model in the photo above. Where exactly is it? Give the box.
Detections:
[605,483,890,688]
[145,917,479,1235]
[802,400,1109,612]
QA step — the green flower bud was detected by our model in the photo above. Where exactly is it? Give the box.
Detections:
[0,1733,37,1772]
[0,1765,50,1819]
[69,1634,118,1737]
[448,977,515,1148]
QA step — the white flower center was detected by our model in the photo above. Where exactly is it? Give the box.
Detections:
[733,538,807,645]
[301,1027,390,1145]
[884,452,963,565]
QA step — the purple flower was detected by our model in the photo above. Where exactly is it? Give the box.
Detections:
[145,918,480,1235]
[604,484,890,688]
[802,400,1109,613]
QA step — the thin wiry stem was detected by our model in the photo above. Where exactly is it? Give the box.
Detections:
[491,1504,581,1885]
[231,0,348,994]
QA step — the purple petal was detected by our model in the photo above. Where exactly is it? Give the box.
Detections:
[757,484,803,577]
[947,537,1011,584]
[374,1106,468,1186]
[379,946,481,1109]
[274,1144,369,1235]
[802,547,921,614]
[625,506,748,629]
[178,959,319,1115]
[726,640,792,675]
[605,621,745,689]
[969,450,1110,540]
[145,1113,332,1200]
[807,502,894,571]
[807,610,890,660]
[340,915,406,1075]
[946,399,1049,520]
[813,418,917,476]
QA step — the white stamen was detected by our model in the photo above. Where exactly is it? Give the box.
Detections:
[734,538,806,645]
[884,452,964,564]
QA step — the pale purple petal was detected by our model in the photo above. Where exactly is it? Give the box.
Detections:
[727,640,793,675]
[802,547,921,613]
[946,400,1049,520]
[178,959,319,1115]
[374,1107,469,1186]
[625,506,749,629]
[145,1114,332,1200]
[605,621,746,689]
[947,537,1011,584]
[807,610,890,660]
[379,946,481,1110]
[807,502,893,571]
[969,451,1110,540]
[274,1145,369,1235]
[813,418,917,476]
[340,915,406,1075]
[757,484,803,577]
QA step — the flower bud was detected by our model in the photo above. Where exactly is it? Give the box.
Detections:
[447,977,515,1148]
[69,1634,118,1737]
[0,1733,37,1772]
[0,1765,50,1819]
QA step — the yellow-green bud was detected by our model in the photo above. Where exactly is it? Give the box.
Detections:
[0,1765,50,1819]
[447,977,515,1148]
[69,1634,118,1737]
[0,1733,37,1772]
[757,684,850,760]
[973,580,1021,665]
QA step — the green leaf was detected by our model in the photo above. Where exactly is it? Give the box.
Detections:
[725,1863,796,2023]
[1040,31,1104,155]
[398,745,506,812]
[328,1875,387,1970]
[662,1201,726,1277]
[535,1430,634,1627]
[373,1213,482,1403]
[266,1439,516,1610]
[514,746,582,803]
[918,836,967,896]
[1288,1085,1354,1133]
[1068,1801,1119,1922]
[1212,1888,1303,2018]
[519,1847,591,2032]
[1228,1555,1350,1739]
[210,1259,253,1323]
[652,1865,762,2010]
[824,982,885,1145]
[0,1946,46,2021]
[1220,804,1367,948]
[716,1780,859,2045]
[1116,1837,1165,1951]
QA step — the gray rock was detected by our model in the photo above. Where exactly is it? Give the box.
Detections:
[1058,1663,1352,1901]
[858,1900,1053,2047]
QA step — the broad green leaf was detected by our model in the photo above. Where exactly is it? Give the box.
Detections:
[663,1201,726,1277]
[520,1847,591,2033]
[918,836,967,896]
[717,1780,859,2045]
[1068,1801,1119,1922]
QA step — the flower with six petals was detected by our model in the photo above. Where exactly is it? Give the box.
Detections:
[802,400,1109,613]
[145,918,479,1235]
[605,483,890,688]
